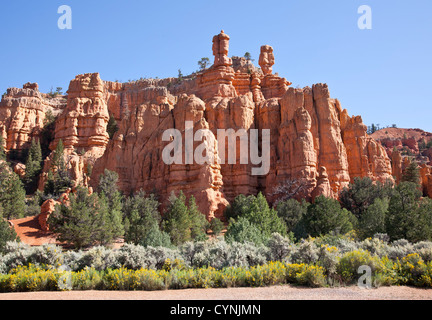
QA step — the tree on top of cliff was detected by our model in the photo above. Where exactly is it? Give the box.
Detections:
[244,52,254,62]
[198,57,210,71]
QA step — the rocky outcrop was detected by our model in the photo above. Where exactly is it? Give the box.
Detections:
[89,31,393,217]
[1,31,396,219]
[372,127,432,196]
[0,83,66,153]
[372,128,432,165]
[340,110,393,183]
[38,189,72,232]
[53,73,110,156]
[38,199,59,232]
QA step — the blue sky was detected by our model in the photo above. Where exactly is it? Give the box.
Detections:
[0,0,431,131]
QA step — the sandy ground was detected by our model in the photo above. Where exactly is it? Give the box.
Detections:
[0,285,431,300]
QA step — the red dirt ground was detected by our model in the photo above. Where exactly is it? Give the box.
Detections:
[9,216,58,246]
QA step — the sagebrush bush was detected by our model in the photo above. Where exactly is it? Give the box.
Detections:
[2,236,432,291]
[226,242,268,268]
[317,245,339,276]
[77,246,120,271]
[266,233,294,262]
[291,239,319,264]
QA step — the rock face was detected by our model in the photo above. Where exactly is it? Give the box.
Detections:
[372,127,432,196]
[0,83,66,153]
[371,128,432,166]
[38,189,72,232]
[38,199,59,232]
[1,31,395,219]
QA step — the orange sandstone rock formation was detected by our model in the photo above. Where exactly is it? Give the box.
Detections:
[0,83,66,153]
[372,127,432,196]
[0,31,395,219]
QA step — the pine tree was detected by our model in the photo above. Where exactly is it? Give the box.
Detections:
[303,195,356,237]
[52,139,65,169]
[45,139,72,197]
[386,182,423,241]
[198,57,210,71]
[402,160,421,185]
[41,109,56,158]
[48,187,110,249]
[98,169,120,201]
[0,135,5,161]
[24,138,43,193]
[187,195,209,241]
[209,217,224,236]
[242,192,287,238]
[162,191,191,246]
[0,162,26,220]
[358,198,388,239]
[123,191,161,245]
[96,192,124,246]
[244,52,253,62]
[0,207,20,253]
[107,114,119,139]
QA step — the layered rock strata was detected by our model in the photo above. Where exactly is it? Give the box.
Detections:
[0,31,394,219]
[0,83,66,152]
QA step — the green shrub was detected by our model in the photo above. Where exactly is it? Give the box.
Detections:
[225,217,266,245]
[72,267,102,290]
[303,196,356,237]
[337,250,382,284]
[209,218,224,236]
[285,263,326,287]
[399,253,432,287]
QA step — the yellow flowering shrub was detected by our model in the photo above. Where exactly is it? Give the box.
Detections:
[399,253,432,287]
[0,265,58,292]
[2,257,432,293]
[337,250,382,284]
[72,267,101,290]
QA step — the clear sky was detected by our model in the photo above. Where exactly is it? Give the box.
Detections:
[0,0,431,131]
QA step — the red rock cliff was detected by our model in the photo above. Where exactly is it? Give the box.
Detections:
[0,31,394,219]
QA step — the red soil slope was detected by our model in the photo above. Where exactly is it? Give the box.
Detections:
[9,216,58,246]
